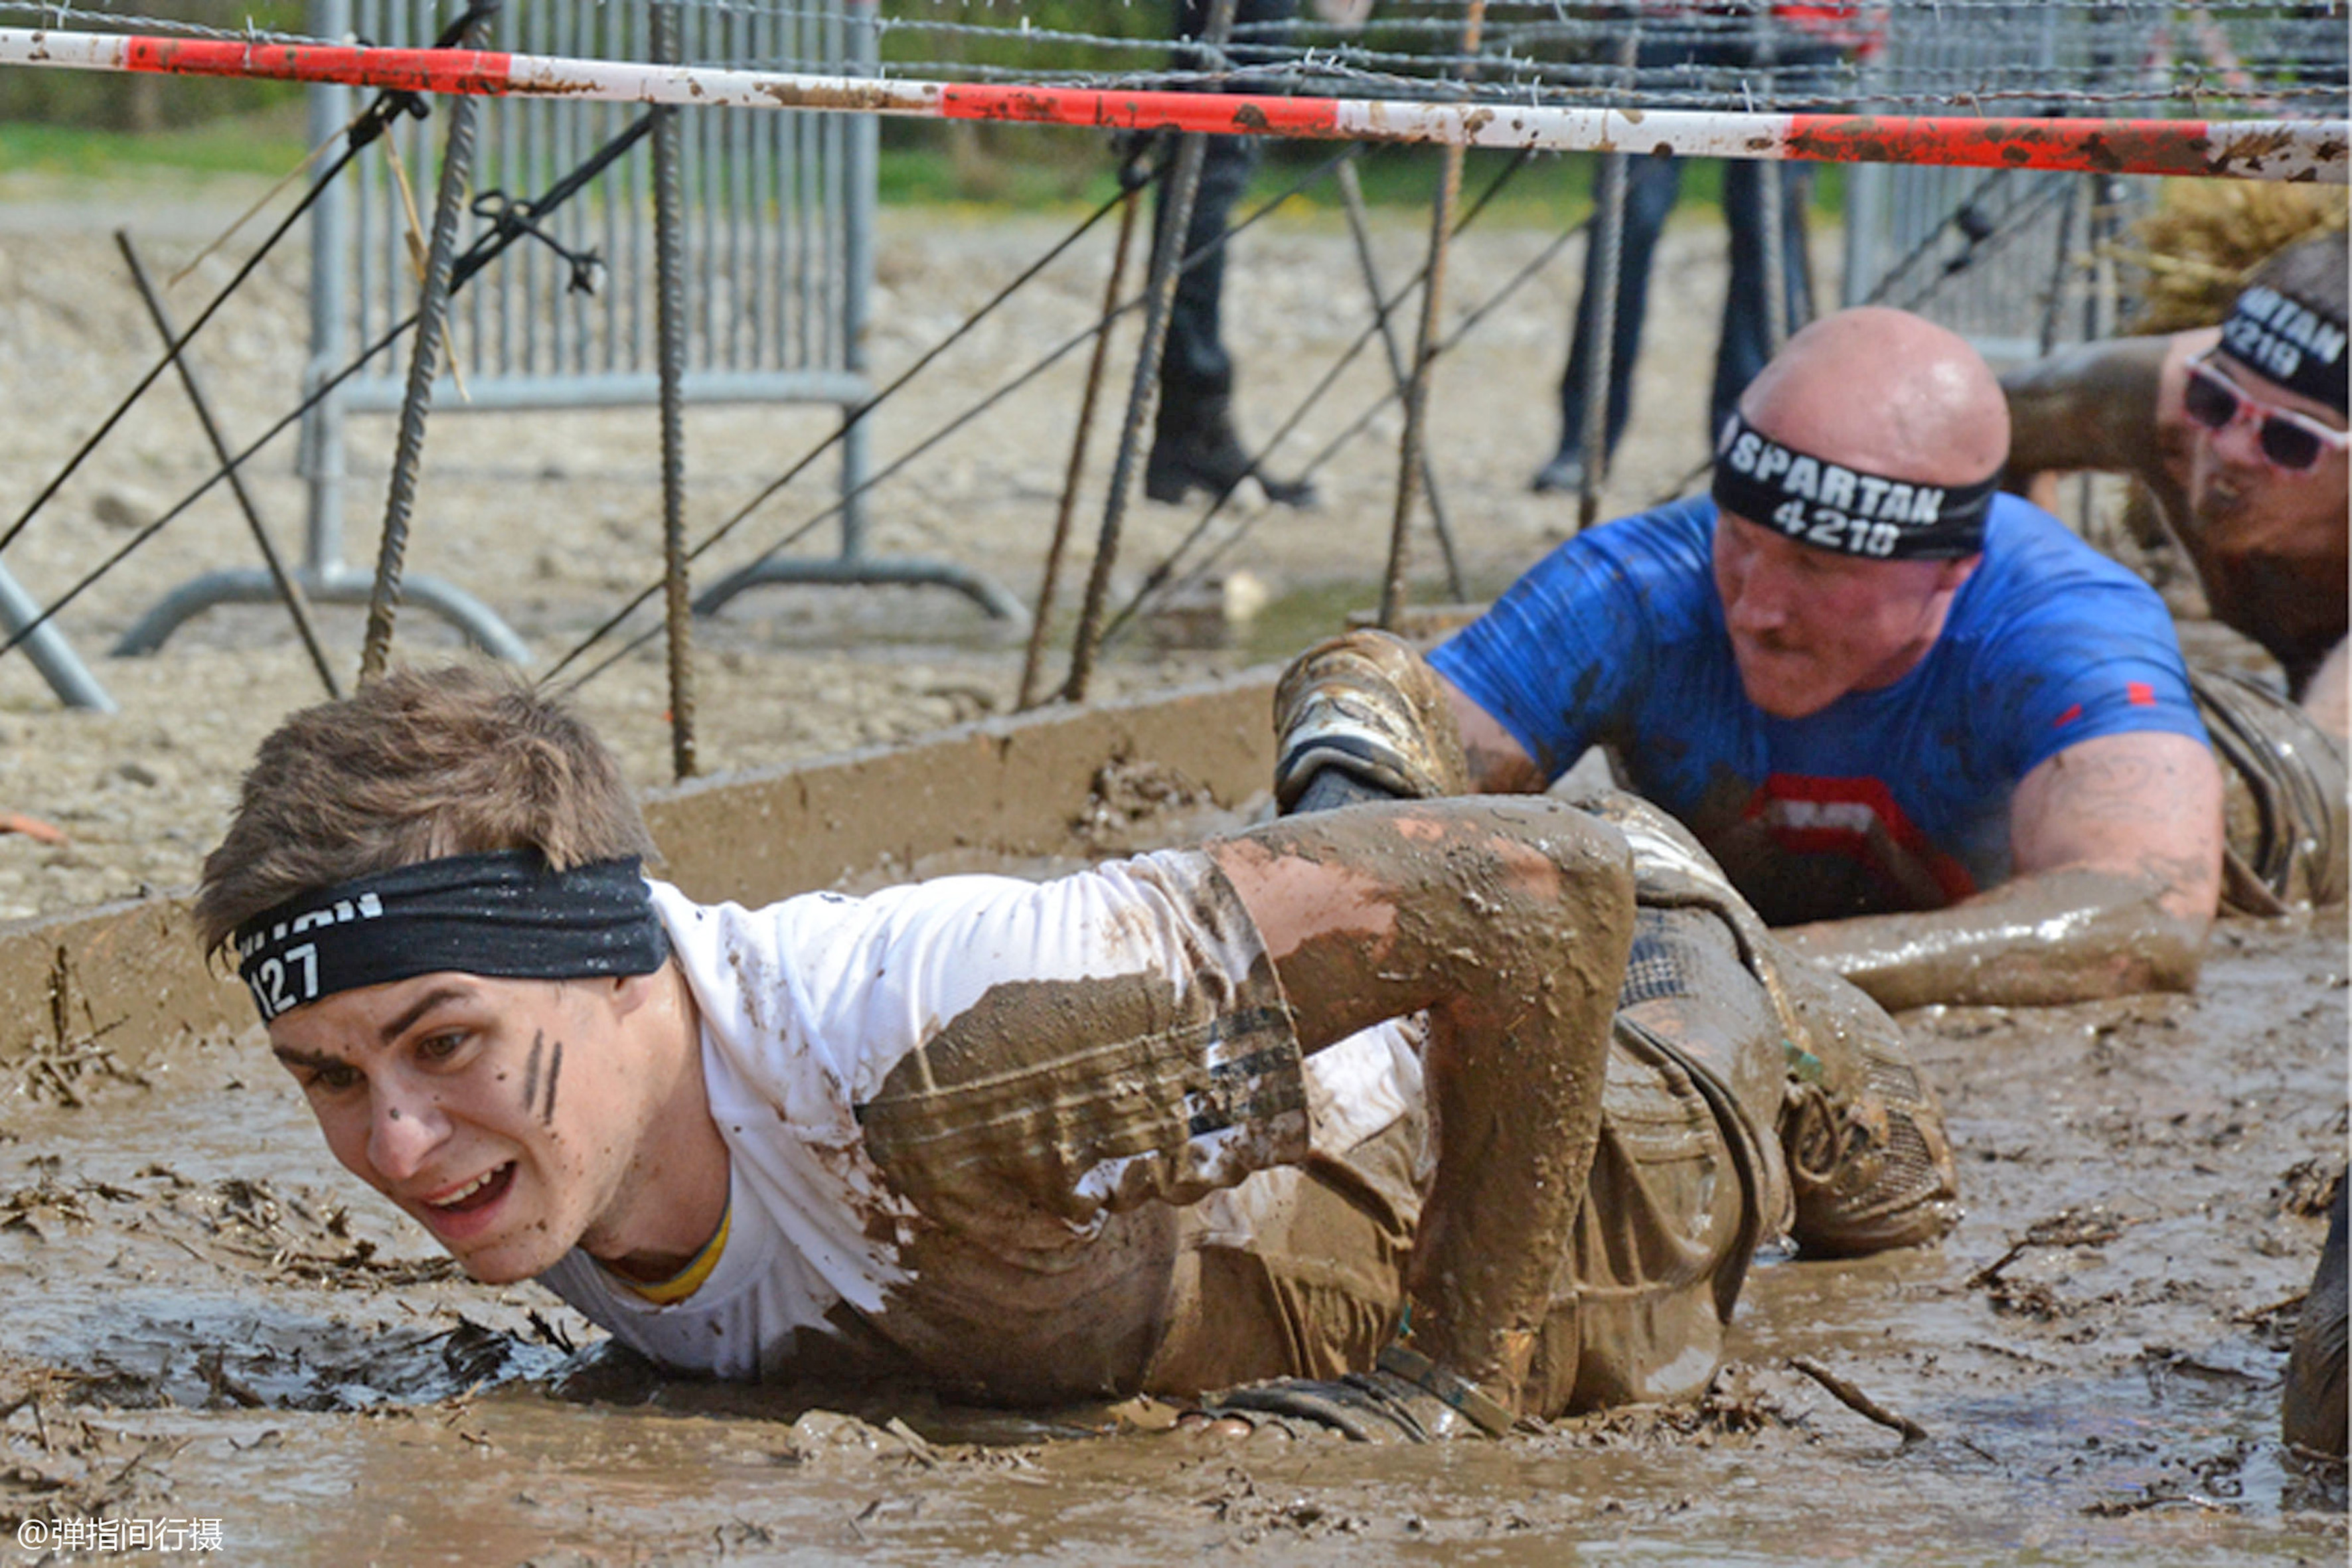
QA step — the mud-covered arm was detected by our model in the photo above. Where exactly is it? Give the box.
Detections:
[2001,335,2193,532]
[1780,731,2223,1010]
[1444,678,1549,794]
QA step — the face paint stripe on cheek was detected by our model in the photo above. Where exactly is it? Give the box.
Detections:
[521,1029,543,1112]
[542,1037,564,1126]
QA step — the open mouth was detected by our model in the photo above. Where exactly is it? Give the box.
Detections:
[426,1162,515,1215]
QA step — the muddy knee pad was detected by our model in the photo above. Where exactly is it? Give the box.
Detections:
[1773,951,1961,1257]
[1557,783,1959,1257]
[2193,666,2348,913]
[1614,903,1793,1214]
[1273,629,1470,811]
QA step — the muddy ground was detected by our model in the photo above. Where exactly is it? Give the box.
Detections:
[0,830,2343,1565]
[0,164,2343,1563]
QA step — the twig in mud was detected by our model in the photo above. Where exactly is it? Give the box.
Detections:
[525,1309,574,1354]
[1787,1357,1930,1444]
[1966,1339,2061,1370]
[883,1417,938,1469]
[2084,1490,2242,1516]
[0,809,66,845]
[161,1233,214,1267]
[1970,1206,2138,1290]
[2233,1289,2308,1326]
[106,1437,187,1488]
[1966,1241,2031,1289]
[198,1351,264,1410]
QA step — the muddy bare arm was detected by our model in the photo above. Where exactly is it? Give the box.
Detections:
[1210,799,1635,1419]
[1444,678,1549,793]
[2001,335,2195,530]
[1780,732,2223,1010]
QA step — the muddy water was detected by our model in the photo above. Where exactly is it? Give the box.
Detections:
[1,822,2343,1565]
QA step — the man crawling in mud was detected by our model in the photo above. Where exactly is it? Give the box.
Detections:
[192,665,1954,1441]
[1285,305,2343,1017]
[2003,233,2349,740]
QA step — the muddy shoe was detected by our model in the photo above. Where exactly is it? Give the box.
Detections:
[1198,1346,1515,1443]
[2284,1182,2348,1458]
[1203,1372,1464,1443]
[1273,627,1474,813]
[1144,395,1316,509]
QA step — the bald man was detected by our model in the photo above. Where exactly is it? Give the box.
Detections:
[1282,307,2254,1011]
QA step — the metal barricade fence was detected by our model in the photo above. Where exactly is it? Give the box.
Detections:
[1839,1,2156,366]
[118,0,1019,663]
[349,0,871,414]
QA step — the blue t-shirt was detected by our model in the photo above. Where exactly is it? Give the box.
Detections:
[1430,496,2207,924]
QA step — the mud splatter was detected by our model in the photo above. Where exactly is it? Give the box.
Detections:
[541,1036,564,1125]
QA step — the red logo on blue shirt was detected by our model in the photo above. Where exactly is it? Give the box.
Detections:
[2054,681,2159,729]
[1743,772,1978,906]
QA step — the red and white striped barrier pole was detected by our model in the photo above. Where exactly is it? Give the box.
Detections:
[1,26,2343,183]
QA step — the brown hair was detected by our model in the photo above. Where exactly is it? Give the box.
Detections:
[195,663,657,955]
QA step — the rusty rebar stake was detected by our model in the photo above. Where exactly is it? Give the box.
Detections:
[1021,181,1143,711]
[653,1,696,781]
[1061,0,1237,704]
[358,4,496,686]
[1380,0,1485,629]
[1338,156,1464,601]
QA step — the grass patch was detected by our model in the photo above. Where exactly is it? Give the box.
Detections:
[0,109,308,181]
[3,110,1843,227]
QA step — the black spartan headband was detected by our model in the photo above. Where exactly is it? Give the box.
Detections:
[1711,409,1999,561]
[2219,283,2350,416]
[233,852,669,1024]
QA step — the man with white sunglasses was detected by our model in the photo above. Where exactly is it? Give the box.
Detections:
[2005,236,2349,1460]
[2005,233,2349,738]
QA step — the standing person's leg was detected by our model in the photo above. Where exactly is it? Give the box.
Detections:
[1154,131,1248,427]
[1537,155,1682,491]
[1148,0,1315,507]
[1714,159,1815,443]
[1208,797,1638,1424]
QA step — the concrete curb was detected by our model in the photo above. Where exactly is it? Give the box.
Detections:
[0,667,1278,1072]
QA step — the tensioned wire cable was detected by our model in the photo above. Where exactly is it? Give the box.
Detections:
[542,137,1364,689]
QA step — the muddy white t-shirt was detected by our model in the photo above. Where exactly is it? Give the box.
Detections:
[534,863,1419,1381]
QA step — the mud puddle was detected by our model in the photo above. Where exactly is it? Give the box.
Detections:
[1,815,2343,1565]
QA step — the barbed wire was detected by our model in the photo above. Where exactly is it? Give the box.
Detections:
[0,1,2340,115]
